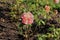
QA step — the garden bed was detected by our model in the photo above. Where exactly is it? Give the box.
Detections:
[0,0,60,40]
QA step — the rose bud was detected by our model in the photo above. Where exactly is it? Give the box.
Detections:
[45,5,50,13]
[54,10,58,14]
[54,0,59,4]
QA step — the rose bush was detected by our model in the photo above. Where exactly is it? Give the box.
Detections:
[9,0,60,40]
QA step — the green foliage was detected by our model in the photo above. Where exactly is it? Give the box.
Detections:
[37,28,60,40]
[8,0,60,40]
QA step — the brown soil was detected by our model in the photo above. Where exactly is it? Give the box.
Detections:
[0,1,24,40]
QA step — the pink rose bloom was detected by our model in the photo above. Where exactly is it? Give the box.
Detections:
[45,5,50,13]
[21,12,34,24]
[54,0,59,4]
